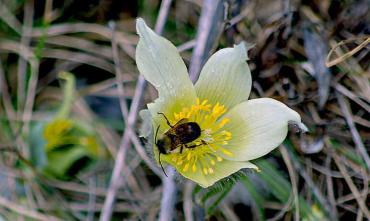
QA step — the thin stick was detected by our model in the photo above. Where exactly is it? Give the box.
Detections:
[0,1,22,34]
[266,193,293,221]
[111,21,130,125]
[21,62,39,133]
[183,181,195,221]
[332,153,370,219]
[86,178,97,221]
[280,146,300,221]
[324,154,339,220]
[158,167,177,221]
[28,23,135,57]
[334,83,370,114]
[336,92,370,170]
[0,61,17,130]
[326,36,370,68]
[189,0,225,82]
[17,0,34,116]
[99,1,173,220]
[0,195,62,221]
[285,146,334,219]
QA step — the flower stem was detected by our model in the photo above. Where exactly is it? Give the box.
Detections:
[56,72,75,119]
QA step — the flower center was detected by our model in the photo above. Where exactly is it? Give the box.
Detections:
[165,98,233,176]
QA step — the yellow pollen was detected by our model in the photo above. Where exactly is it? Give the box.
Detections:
[187,152,192,160]
[222,149,234,156]
[203,167,208,175]
[208,168,214,174]
[219,118,230,127]
[192,164,197,172]
[183,163,189,172]
[222,130,232,137]
[166,99,235,175]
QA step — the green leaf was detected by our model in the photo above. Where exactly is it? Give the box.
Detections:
[44,146,87,177]
[56,72,76,119]
[206,183,233,216]
[194,171,244,216]
[255,159,322,219]
[254,159,291,201]
[239,174,265,220]
[330,139,366,167]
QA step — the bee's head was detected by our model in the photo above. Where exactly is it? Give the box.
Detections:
[156,136,171,154]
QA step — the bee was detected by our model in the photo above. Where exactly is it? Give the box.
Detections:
[155,112,205,176]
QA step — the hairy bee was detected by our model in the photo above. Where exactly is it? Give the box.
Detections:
[155,112,204,176]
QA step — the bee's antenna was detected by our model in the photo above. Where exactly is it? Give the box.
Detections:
[157,112,173,128]
[155,125,167,177]
[154,125,160,144]
[159,153,168,177]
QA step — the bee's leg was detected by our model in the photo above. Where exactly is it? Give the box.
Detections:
[157,112,173,128]
[186,144,198,149]
[180,144,184,154]
[186,140,207,149]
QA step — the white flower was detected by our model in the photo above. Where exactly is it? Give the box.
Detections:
[136,18,307,188]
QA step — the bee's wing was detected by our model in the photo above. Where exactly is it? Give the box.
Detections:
[166,118,189,136]
[173,118,189,127]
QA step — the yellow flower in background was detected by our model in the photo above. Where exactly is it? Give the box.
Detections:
[40,72,106,178]
[43,118,103,157]
[43,119,74,150]
[136,18,307,188]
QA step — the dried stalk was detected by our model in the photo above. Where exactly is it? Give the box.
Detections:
[99,1,173,220]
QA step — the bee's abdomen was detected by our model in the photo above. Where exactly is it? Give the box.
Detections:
[176,122,201,143]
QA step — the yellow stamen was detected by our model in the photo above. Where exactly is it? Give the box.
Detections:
[187,152,192,160]
[222,149,234,156]
[219,118,230,127]
[208,168,214,174]
[183,163,189,172]
[166,99,234,176]
[203,167,208,175]
[192,164,197,172]
[222,130,232,137]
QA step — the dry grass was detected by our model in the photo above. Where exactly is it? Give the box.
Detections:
[0,0,369,220]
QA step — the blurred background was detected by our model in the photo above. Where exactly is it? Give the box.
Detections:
[0,0,369,220]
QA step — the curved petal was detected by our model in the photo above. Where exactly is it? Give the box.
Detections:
[195,42,252,110]
[164,158,257,188]
[136,18,196,119]
[220,98,303,161]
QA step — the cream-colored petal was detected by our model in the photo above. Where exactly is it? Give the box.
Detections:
[221,98,304,161]
[195,42,252,110]
[166,158,257,188]
[136,18,196,120]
